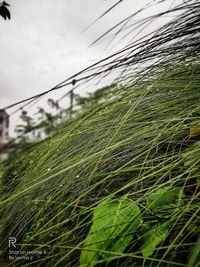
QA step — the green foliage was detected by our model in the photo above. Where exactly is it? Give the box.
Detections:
[80,187,186,264]
[146,187,184,218]
[1,1,200,266]
[140,221,169,258]
[80,197,142,266]
[15,98,63,145]
[15,110,36,144]
[0,145,37,194]
[188,236,200,267]
[183,141,200,169]
[1,65,199,266]
[138,186,185,258]
[1,64,200,266]
[75,84,117,110]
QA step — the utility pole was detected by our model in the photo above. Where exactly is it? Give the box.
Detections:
[69,90,74,119]
[69,79,76,119]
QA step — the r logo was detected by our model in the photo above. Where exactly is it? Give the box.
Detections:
[8,237,17,248]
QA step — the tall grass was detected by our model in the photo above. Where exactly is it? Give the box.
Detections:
[0,0,200,266]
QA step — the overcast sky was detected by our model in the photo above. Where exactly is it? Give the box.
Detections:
[0,0,182,135]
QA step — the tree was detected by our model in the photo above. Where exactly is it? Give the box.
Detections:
[15,110,36,144]
[75,83,117,109]
[0,1,10,20]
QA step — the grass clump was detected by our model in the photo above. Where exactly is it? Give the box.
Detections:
[0,64,199,267]
[0,1,200,266]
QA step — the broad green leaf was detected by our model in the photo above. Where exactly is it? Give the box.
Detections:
[146,187,184,217]
[80,197,142,266]
[140,221,169,258]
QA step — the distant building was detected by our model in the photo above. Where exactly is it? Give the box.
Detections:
[0,109,10,161]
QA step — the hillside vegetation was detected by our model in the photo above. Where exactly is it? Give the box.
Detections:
[0,1,200,266]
